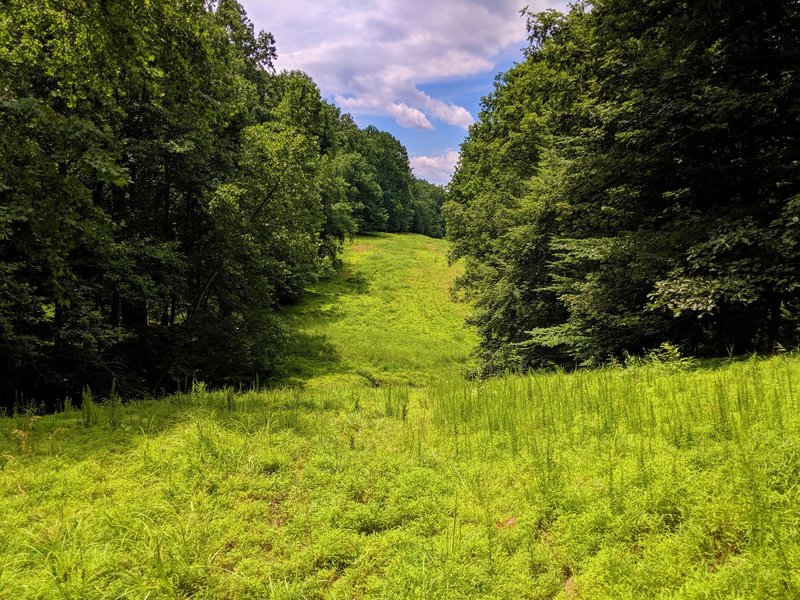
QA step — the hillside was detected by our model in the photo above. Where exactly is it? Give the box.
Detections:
[1,236,799,598]
[278,233,477,388]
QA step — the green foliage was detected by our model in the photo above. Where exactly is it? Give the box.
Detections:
[345,126,416,233]
[0,0,434,407]
[410,177,446,238]
[338,151,388,233]
[80,386,97,428]
[445,0,800,372]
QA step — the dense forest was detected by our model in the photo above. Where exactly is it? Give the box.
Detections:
[446,0,800,373]
[0,0,444,408]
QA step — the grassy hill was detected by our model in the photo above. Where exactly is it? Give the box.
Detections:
[1,235,800,598]
[277,233,477,388]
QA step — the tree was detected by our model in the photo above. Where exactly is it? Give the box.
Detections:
[446,0,800,372]
[0,0,423,407]
[410,177,446,238]
[357,126,414,232]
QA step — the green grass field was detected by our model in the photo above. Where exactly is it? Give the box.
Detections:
[276,233,477,388]
[2,235,800,598]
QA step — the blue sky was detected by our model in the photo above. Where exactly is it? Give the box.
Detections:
[239,1,569,184]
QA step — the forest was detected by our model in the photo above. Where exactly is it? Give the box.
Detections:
[2,0,800,597]
[446,0,800,374]
[0,0,445,409]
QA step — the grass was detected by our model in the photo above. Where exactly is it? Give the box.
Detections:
[276,233,477,389]
[1,234,800,598]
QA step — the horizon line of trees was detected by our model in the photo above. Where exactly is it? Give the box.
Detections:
[445,0,800,374]
[0,0,445,409]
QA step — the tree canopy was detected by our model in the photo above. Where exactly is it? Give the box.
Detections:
[445,0,800,373]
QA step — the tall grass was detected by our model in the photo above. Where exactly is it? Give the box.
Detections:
[422,355,800,597]
[1,355,798,598]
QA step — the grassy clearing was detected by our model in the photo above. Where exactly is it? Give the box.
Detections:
[2,235,800,598]
[277,233,476,388]
[2,358,800,598]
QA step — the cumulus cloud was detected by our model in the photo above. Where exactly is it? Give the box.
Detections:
[388,103,434,130]
[336,94,434,129]
[414,92,474,129]
[241,0,567,130]
[411,150,461,184]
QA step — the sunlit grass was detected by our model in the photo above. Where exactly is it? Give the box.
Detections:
[2,356,800,597]
[278,233,477,388]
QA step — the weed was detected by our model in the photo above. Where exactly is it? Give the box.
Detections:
[107,381,122,430]
[81,386,97,427]
[224,387,235,412]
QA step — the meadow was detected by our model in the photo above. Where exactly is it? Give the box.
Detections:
[1,235,799,599]
[276,233,477,388]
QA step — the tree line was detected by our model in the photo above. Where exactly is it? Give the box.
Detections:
[445,0,800,373]
[0,0,444,409]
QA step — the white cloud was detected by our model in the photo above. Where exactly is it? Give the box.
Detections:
[411,150,461,184]
[336,95,434,129]
[389,103,434,130]
[414,92,474,129]
[240,0,568,130]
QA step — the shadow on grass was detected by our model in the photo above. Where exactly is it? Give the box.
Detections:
[0,398,187,462]
[343,272,370,294]
[278,332,344,381]
[0,379,347,463]
[275,264,373,385]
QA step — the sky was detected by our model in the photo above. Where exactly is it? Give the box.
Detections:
[239,0,570,184]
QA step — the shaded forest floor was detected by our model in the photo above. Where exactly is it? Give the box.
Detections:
[1,235,800,599]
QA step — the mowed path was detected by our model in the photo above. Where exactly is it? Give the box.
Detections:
[279,233,477,387]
